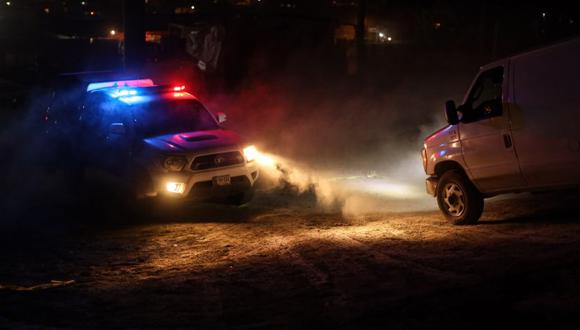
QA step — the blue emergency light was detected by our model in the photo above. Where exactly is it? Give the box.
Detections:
[110,89,138,98]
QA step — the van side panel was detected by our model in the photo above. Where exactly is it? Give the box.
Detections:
[510,39,580,188]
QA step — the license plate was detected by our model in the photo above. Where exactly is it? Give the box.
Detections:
[213,175,231,186]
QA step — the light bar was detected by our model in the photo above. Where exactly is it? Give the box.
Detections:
[86,79,155,92]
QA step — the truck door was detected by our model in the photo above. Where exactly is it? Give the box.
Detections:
[459,66,526,193]
[101,105,134,176]
[81,94,132,175]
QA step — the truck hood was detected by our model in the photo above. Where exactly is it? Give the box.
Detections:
[143,129,243,153]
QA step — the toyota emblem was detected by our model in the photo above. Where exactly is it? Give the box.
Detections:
[214,156,226,166]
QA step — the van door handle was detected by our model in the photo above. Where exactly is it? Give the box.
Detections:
[503,134,513,148]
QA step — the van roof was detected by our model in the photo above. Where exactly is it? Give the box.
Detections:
[480,37,580,70]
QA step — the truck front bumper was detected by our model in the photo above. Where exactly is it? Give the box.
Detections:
[143,163,259,201]
[425,176,438,196]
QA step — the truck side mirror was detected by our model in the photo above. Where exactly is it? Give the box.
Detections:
[445,100,459,125]
[216,112,227,124]
[110,122,126,135]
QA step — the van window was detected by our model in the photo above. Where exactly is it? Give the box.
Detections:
[462,67,504,122]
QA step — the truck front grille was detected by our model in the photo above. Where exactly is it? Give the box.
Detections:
[190,151,244,171]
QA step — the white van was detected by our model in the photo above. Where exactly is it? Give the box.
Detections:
[422,38,580,224]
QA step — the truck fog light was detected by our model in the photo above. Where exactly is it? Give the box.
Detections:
[166,182,185,194]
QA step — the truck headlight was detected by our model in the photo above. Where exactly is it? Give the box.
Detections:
[163,156,187,171]
[243,145,258,162]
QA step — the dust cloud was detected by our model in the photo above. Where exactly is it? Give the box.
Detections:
[200,49,476,216]
[0,48,478,222]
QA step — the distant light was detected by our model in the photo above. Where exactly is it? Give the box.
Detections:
[542,12,546,17]
[110,29,116,36]
[90,11,95,16]
[44,7,50,13]
[190,5,195,10]
[173,85,186,91]
[387,37,392,42]
[5,1,11,6]
[81,1,86,5]
[378,32,385,38]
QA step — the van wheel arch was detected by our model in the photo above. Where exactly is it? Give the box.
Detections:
[434,161,483,196]
[434,161,468,179]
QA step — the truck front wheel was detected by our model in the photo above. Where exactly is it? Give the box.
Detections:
[228,188,255,206]
[436,171,484,225]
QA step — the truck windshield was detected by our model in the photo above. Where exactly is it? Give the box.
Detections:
[135,99,219,137]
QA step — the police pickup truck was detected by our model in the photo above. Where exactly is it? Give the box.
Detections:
[45,76,259,205]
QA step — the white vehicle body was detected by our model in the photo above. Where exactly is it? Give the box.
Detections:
[423,38,580,222]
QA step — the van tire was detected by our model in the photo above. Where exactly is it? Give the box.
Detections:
[436,171,484,225]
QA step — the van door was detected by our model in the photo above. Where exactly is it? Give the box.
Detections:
[510,39,580,188]
[459,66,526,193]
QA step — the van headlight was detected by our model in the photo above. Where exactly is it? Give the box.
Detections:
[163,156,187,171]
[243,145,258,163]
[421,148,428,173]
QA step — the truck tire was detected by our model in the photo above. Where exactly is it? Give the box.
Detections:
[436,171,484,225]
[228,188,255,206]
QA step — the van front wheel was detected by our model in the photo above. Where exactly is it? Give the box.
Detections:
[436,171,484,225]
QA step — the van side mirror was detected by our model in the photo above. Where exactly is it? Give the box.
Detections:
[110,122,126,135]
[216,112,227,124]
[445,100,459,125]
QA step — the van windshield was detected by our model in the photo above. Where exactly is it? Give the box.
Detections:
[135,99,219,137]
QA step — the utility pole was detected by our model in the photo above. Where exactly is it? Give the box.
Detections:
[123,0,145,72]
[478,0,487,53]
[356,0,367,74]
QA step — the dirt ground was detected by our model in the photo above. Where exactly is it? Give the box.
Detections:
[2,190,580,329]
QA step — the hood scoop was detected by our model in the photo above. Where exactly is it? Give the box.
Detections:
[180,134,219,142]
